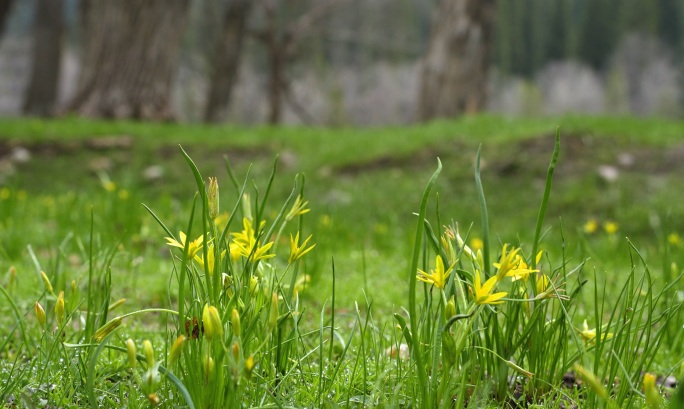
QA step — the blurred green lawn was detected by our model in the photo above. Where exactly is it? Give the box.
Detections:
[1,115,683,314]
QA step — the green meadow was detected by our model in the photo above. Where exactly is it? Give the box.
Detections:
[1,115,684,408]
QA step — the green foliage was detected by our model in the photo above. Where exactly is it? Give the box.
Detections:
[1,117,684,407]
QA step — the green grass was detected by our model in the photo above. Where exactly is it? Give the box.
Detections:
[1,115,684,408]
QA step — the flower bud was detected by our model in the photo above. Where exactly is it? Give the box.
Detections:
[241,193,252,222]
[231,309,241,337]
[9,266,16,288]
[126,338,137,369]
[147,393,160,406]
[203,354,214,380]
[108,298,126,312]
[445,296,456,320]
[231,341,240,362]
[573,364,608,400]
[202,304,223,341]
[505,359,534,379]
[208,177,219,219]
[244,355,255,380]
[143,340,155,368]
[93,317,123,342]
[249,276,259,295]
[35,302,46,328]
[644,373,662,409]
[168,335,186,367]
[40,271,53,295]
[54,291,65,324]
[441,332,456,369]
[269,292,279,330]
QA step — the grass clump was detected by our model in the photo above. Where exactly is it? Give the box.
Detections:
[1,129,684,408]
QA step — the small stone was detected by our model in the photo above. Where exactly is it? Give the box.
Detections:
[10,147,30,163]
[597,165,619,182]
[143,165,164,181]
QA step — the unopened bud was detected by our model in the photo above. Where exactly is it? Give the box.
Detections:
[35,302,46,328]
[445,296,456,320]
[244,355,255,380]
[231,309,241,337]
[40,271,53,295]
[232,341,240,362]
[168,335,186,367]
[241,193,252,222]
[54,291,65,324]
[269,292,279,329]
[203,354,214,380]
[202,304,223,340]
[208,177,219,219]
[108,298,126,312]
[143,340,155,367]
[93,317,123,342]
[147,393,160,406]
[505,359,534,379]
[249,276,259,295]
[573,364,608,400]
[126,338,137,369]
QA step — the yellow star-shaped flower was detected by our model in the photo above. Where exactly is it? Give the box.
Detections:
[473,270,507,305]
[417,255,454,289]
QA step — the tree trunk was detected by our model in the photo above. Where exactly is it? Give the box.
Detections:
[0,0,14,37]
[267,46,285,125]
[418,0,496,121]
[204,0,252,123]
[23,0,64,117]
[69,0,189,120]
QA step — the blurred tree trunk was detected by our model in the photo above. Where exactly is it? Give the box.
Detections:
[23,0,64,117]
[0,0,13,36]
[418,0,496,121]
[204,0,252,123]
[69,0,189,120]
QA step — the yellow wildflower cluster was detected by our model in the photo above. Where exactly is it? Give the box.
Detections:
[583,218,619,235]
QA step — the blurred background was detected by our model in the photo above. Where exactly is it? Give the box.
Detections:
[1,0,683,126]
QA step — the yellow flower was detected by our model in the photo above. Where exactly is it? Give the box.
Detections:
[473,270,507,305]
[533,273,569,300]
[286,195,311,221]
[493,244,537,281]
[603,221,618,235]
[668,232,682,247]
[578,320,613,344]
[289,232,316,264]
[583,218,598,234]
[102,181,116,192]
[194,244,226,275]
[416,255,454,289]
[165,231,204,258]
[470,238,483,251]
[230,218,274,261]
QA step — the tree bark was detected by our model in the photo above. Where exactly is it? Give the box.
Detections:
[0,0,14,37]
[418,0,496,121]
[69,0,189,120]
[23,0,64,117]
[203,0,252,123]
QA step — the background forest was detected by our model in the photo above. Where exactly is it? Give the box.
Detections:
[1,0,683,125]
